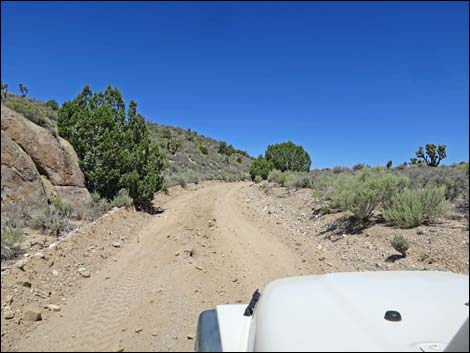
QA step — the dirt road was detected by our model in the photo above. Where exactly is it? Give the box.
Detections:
[16,182,321,352]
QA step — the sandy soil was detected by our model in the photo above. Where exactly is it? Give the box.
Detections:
[1,181,468,352]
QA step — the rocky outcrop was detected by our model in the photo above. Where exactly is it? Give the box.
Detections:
[1,105,90,220]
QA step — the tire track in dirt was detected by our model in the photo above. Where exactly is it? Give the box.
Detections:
[16,182,319,352]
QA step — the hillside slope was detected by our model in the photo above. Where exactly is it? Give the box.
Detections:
[148,123,252,186]
[2,94,253,188]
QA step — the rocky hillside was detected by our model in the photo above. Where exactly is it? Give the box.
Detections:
[148,123,252,186]
[2,93,253,189]
[1,104,90,223]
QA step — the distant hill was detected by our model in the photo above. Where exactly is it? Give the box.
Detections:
[147,123,252,187]
[2,93,253,188]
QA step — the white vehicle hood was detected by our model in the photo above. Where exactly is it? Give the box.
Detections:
[251,271,468,352]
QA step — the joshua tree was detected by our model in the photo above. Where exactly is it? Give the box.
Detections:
[18,83,29,97]
[415,144,447,167]
[1,81,8,99]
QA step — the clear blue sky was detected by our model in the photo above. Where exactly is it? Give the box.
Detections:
[2,1,468,168]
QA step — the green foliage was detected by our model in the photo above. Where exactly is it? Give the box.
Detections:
[236,150,250,158]
[250,156,273,181]
[46,99,59,110]
[168,139,180,154]
[110,189,133,208]
[270,170,313,189]
[328,169,409,220]
[50,196,74,218]
[88,192,112,216]
[3,94,58,135]
[284,172,312,189]
[265,141,311,172]
[383,186,448,228]
[218,141,235,156]
[236,156,242,163]
[353,163,365,171]
[459,162,469,176]
[277,174,287,186]
[161,127,172,140]
[1,224,24,260]
[30,196,75,236]
[199,145,208,155]
[386,160,393,169]
[391,235,409,257]
[5,100,48,127]
[77,190,131,220]
[332,166,348,174]
[58,85,164,208]
[415,144,447,167]
[402,166,469,201]
[254,175,262,183]
[395,163,407,171]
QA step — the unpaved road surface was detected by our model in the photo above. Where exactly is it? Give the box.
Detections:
[14,182,322,352]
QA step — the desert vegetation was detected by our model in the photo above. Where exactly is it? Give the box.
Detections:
[1,92,58,135]
[252,146,468,231]
[58,85,165,210]
[147,123,252,188]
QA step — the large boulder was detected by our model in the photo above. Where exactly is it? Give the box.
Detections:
[1,104,90,220]
[1,130,49,219]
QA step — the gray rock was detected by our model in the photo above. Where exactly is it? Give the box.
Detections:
[4,309,15,320]
[78,267,90,278]
[4,295,14,305]
[112,241,121,248]
[16,273,31,287]
[23,306,42,322]
[15,259,28,270]
[47,304,61,312]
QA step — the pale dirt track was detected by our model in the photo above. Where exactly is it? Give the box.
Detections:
[17,182,319,352]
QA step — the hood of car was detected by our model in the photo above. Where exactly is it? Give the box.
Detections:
[252,271,468,352]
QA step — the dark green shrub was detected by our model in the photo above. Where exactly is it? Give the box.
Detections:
[236,150,250,158]
[58,85,164,208]
[219,141,235,156]
[236,156,242,163]
[199,145,208,155]
[249,156,273,181]
[391,235,409,257]
[353,163,365,171]
[46,99,59,110]
[265,141,311,172]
